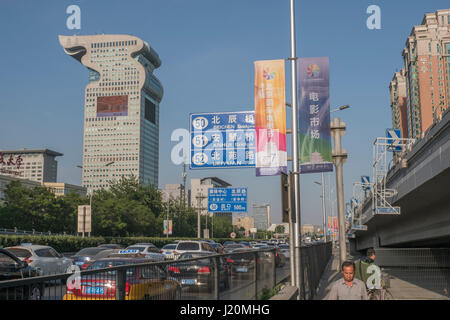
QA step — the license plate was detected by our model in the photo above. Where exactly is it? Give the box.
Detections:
[84,286,105,295]
[75,262,84,266]
[236,267,248,273]
[165,252,172,255]
[181,279,196,285]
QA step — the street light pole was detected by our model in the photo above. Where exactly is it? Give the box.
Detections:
[331,117,348,266]
[314,177,327,243]
[289,0,303,298]
[321,173,327,242]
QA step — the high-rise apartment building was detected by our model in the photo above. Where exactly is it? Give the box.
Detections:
[252,204,270,231]
[389,70,409,138]
[401,10,450,138]
[59,35,163,193]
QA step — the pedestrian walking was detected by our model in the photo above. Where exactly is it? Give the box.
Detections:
[326,260,368,300]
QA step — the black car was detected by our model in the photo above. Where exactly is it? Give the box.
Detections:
[71,247,110,270]
[168,252,230,292]
[0,248,43,300]
[97,244,125,249]
[226,249,258,278]
[223,243,246,253]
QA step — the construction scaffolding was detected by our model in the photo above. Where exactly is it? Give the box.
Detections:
[372,135,415,216]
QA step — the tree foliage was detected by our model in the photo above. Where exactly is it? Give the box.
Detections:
[0,176,235,238]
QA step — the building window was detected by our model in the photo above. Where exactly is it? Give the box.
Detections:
[144,99,156,124]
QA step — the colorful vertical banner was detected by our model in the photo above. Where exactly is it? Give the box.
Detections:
[298,57,333,174]
[254,60,287,176]
[163,220,173,235]
[328,216,338,240]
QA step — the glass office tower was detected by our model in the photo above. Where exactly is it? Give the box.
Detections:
[59,35,163,193]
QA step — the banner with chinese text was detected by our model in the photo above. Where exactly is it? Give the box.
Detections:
[254,60,287,176]
[298,57,333,174]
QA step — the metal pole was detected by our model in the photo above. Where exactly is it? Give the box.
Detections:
[197,193,201,239]
[321,172,327,243]
[89,192,93,238]
[166,202,169,239]
[288,174,295,287]
[289,0,303,298]
[331,117,348,266]
[82,206,86,238]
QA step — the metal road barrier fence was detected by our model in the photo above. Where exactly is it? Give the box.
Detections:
[373,248,450,300]
[0,248,286,300]
[0,228,73,237]
[300,242,332,300]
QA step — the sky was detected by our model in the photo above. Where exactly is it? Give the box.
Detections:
[0,0,448,226]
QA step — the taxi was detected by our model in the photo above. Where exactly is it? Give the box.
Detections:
[63,250,181,300]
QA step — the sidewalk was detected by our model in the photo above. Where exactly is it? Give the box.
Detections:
[314,249,341,300]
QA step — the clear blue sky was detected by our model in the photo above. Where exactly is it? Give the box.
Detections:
[0,1,448,225]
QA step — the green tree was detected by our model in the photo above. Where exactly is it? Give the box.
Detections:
[91,176,163,237]
[275,225,285,234]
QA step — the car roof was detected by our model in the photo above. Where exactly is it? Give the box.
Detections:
[179,251,213,256]
[6,245,52,251]
[176,240,208,245]
[93,257,151,263]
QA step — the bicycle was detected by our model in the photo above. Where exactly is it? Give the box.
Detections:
[367,274,394,300]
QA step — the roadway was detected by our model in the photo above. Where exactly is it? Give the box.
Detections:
[41,261,291,300]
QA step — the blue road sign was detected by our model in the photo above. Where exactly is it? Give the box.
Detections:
[361,176,370,190]
[386,129,402,152]
[351,198,359,209]
[352,225,368,231]
[208,188,247,212]
[376,207,400,215]
[190,111,255,169]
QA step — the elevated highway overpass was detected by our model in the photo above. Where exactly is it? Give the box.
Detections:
[351,109,450,251]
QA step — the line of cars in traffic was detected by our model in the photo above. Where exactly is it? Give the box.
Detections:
[0,239,290,300]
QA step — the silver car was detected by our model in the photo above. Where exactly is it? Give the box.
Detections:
[173,241,215,259]
[5,244,72,276]
[278,244,290,259]
[124,244,165,261]
[161,243,177,260]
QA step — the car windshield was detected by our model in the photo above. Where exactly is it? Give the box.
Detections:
[162,244,176,250]
[179,253,211,264]
[125,246,146,252]
[87,260,138,276]
[177,243,200,251]
[98,244,119,249]
[5,248,32,259]
[75,248,106,256]
[229,251,254,260]
[0,252,17,266]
